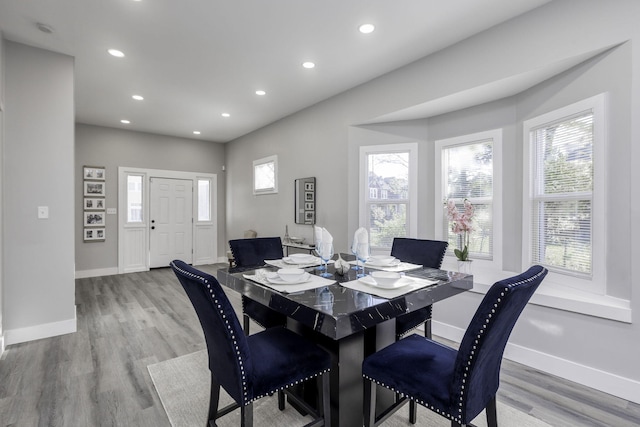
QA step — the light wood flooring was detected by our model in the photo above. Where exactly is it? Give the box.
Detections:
[0,264,638,426]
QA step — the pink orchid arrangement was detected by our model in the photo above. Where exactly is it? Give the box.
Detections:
[446,199,475,261]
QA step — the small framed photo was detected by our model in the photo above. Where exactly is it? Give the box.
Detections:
[84,228,105,242]
[84,197,105,210]
[84,211,105,226]
[305,191,314,202]
[305,211,315,224]
[84,181,105,197]
[304,202,314,210]
[304,182,315,191]
[84,166,105,181]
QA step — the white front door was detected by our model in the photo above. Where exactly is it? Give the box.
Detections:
[149,177,193,268]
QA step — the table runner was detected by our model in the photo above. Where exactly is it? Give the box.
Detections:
[340,276,438,299]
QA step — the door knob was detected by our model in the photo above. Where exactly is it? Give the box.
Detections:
[151,226,155,230]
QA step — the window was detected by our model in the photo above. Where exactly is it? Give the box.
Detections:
[253,155,278,195]
[523,94,606,292]
[197,179,211,221]
[360,143,417,250]
[127,175,143,223]
[435,130,502,267]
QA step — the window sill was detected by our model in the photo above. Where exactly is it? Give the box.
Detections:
[440,258,631,323]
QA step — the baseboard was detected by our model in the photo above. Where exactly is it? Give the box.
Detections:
[5,311,77,346]
[432,320,640,405]
[75,267,119,279]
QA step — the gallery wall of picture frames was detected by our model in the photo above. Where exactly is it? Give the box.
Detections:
[295,177,316,225]
[83,165,106,242]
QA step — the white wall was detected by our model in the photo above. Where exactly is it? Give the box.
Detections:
[75,124,226,274]
[225,0,640,403]
[0,33,5,353]
[3,41,76,345]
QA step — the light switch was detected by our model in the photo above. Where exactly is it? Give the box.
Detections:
[38,206,49,219]
[107,208,117,215]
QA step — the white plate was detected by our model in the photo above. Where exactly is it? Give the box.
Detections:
[283,254,318,264]
[358,275,413,289]
[266,272,312,285]
[365,258,401,267]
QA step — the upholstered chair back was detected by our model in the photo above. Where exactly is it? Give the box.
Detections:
[229,237,284,268]
[390,238,448,268]
[451,265,547,422]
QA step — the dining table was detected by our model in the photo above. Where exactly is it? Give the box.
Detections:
[215,254,473,427]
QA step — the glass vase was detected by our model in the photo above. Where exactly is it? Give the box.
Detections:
[457,260,473,275]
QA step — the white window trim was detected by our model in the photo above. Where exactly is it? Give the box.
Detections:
[434,129,503,273]
[359,143,418,250]
[522,93,607,296]
[253,155,278,195]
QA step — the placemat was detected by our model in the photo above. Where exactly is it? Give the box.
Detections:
[340,276,437,298]
[265,258,322,269]
[243,271,335,293]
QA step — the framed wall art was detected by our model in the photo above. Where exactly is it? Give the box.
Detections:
[83,166,105,181]
[84,211,105,227]
[84,228,105,242]
[84,197,105,210]
[83,165,106,242]
[84,180,105,197]
[295,177,316,225]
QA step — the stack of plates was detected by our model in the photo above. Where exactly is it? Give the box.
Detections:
[365,255,401,267]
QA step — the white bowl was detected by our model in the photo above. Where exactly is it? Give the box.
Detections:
[277,268,306,282]
[371,271,402,288]
[289,236,305,244]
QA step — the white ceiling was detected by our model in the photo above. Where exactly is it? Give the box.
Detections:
[0,0,551,143]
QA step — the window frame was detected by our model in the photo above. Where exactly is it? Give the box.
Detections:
[359,143,418,252]
[435,129,503,272]
[253,155,278,195]
[522,93,607,295]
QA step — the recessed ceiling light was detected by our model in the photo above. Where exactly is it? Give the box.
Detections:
[359,24,375,34]
[132,95,144,101]
[120,119,131,124]
[255,90,266,96]
[193,131,201,135]
[302,62,315,69]
[221,113,230,118]
[108,49,125,58]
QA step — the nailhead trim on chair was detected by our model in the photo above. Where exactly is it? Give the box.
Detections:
[173,262,329,406]
[364,267,547,425]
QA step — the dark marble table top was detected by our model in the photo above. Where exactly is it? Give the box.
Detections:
[215,257,472,340]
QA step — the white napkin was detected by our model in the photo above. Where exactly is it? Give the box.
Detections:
[314,226,323,245]
[352,227,369,254]
[318,227,333,259]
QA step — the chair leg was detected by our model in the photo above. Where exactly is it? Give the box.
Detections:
[409,400,417,424]
[209,374,220,424]
[321,372,331,427]
[278,390,285,410]
[486,395,498,427]
[451,421,462,427]
[364,379,376,427]
[240,402,253,427]
[243,313,250,335]
[424,318,432,339]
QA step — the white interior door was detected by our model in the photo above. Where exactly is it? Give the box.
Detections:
[149,178,193,268]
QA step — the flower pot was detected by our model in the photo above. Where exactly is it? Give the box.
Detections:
[457,260,473,275]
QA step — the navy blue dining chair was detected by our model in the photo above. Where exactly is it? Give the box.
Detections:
[362,265,547,427]
[229,237,288,334]
[171,260,331,427]
[390,238,448,339]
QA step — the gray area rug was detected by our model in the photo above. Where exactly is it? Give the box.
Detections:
[148,350,552,427]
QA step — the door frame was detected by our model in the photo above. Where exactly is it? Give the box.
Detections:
[118,167,217,273]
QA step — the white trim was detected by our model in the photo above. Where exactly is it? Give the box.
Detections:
[117,167,217,273]
[5,309,77,346]
[435,129,503,271]
[433,320,640,405]
[522,93,607,294]
[0,334,4,356]
[358,142,418,248]
[75,267,119,279]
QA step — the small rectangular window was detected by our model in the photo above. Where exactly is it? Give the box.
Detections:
[198,179,211,221]
[253,155,278,195]
[127,175,143,223]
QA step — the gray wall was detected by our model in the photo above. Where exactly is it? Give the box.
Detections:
[75,124,226,272]
[3,41,75,334]
[225,0,640,399]
[0,34,5,345]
